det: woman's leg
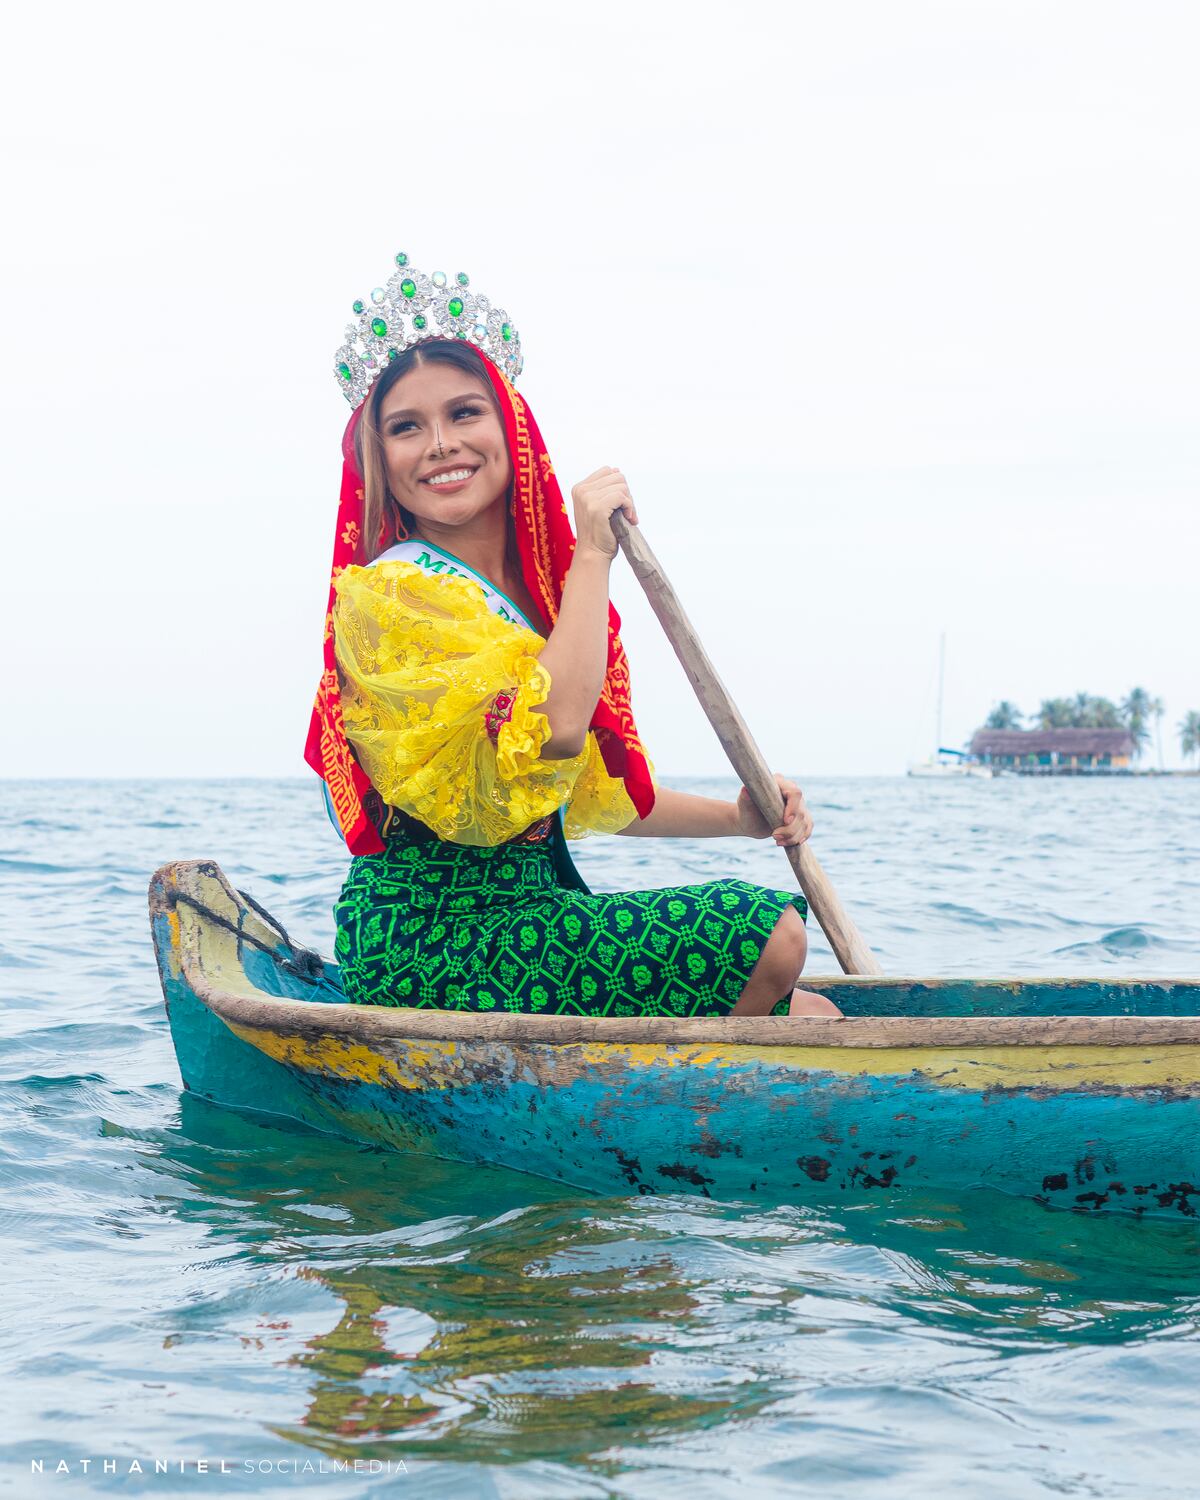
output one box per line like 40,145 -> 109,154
788,987 -> 843,1017
731,905 -> 804,1015
731,905 -> 842,1017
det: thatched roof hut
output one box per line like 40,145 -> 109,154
970,728 -> 1135,769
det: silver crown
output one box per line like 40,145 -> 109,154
333,252 -> 524,407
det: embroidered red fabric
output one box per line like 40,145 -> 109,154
484,690 -> 515,743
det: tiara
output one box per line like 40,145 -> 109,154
332,251 -> 524,407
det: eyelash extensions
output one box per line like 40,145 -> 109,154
387,404 -> 484,436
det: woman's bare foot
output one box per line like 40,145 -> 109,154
788,988 -> 843,1018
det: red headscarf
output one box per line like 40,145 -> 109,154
304,345 -> 656,855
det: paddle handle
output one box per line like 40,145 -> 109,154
610,513 -> 882,976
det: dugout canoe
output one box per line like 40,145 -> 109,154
148,859 -> 1200,1219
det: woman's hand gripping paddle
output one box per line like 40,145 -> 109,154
610,512 -> 882,976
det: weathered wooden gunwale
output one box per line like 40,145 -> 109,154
154,859 -> 1200,1048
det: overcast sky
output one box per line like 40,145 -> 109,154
3,0 -> 1197,779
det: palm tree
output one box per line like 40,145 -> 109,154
985,701 -> 1023,730
1151,695 -> 1166,769
1121,687 -> 1157,760
1180,710 -> 1200,769
1037,698 -> 1076,730
1088,696 -> 1123,730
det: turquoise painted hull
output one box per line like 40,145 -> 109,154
149,861 -> 1200,1218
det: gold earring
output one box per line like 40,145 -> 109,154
389,496 -> 409,541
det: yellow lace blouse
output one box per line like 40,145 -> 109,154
332,560 -> 646,846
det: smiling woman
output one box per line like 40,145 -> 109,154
354,341 -> 518,581
307,256 -> 837,1021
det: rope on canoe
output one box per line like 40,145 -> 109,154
170,889 -> 338,990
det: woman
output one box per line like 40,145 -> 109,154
306,255 -> 839,1019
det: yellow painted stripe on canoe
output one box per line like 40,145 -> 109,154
222,1022 -> 1200,1095
706,1044 -> 1200,1091
224,1022 -> 451,1090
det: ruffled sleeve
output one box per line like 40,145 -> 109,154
563,734 -> 648,840
332,561 -> 641,846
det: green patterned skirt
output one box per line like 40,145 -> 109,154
332,812 -> 807,1019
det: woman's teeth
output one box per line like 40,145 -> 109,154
423,468 -> 475,486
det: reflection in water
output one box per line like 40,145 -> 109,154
284,1271 -> 440,1444
125,1094 -> 1200,1478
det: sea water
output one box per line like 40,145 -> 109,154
2,775 -> 1198,1496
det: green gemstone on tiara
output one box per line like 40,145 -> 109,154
337,362 -> 352,382
413,314 -> 427,330
388,348 -> 399,361
399,278 -> 416,299
448,297 -> 464,318
352,299 -> 364,314
371,316 -> 388,337
395,251 -> 409,267
501,322 -> 513,342
456,272 -> 469,286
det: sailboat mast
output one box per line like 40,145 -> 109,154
935,631 -> 945,757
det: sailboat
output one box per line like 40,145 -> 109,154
906,633 -> 994,779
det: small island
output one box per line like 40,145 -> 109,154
968,691 -> 1199,775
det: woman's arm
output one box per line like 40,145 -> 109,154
616,785 -> 739,837
618,776 -> 814,847
535,548 -> 613,758
536,468 -> 637,759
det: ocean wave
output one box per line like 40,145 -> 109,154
929,901 -> 1029,930
1,1072 -> 106,1090
1051,925 -> 1177,958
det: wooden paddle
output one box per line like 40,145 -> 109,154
610,513 -> 882,976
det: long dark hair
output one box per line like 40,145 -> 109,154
354,339 -> 509,563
